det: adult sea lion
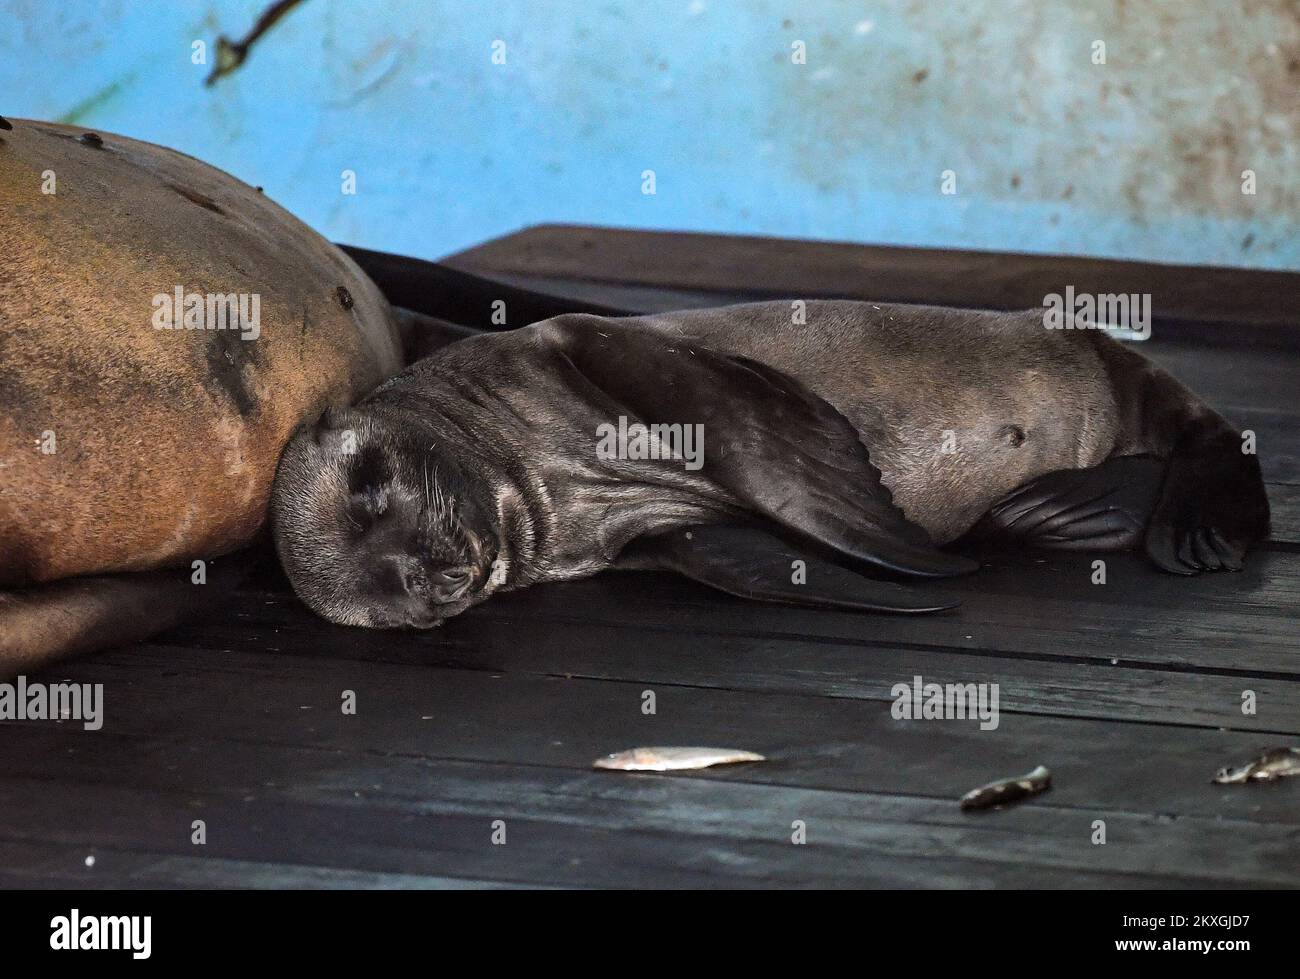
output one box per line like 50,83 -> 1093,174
271,302 -> 1269,628
0,118 -> 404,672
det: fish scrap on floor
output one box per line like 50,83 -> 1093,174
959,765 -> 1052,811
593,747 -> 766,772
1212,747 -> 1300,784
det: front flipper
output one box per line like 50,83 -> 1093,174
962,455 -> 1165,552
1144,430 -> 1270,575
538,316 -> 978,579
619,524 -> 960,613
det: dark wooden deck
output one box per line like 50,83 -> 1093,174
3,227 -> 1297,889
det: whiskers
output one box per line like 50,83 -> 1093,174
421,461 -> 462,541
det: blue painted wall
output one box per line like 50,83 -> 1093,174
2,0 -> 1295,268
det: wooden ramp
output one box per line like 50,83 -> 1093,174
2,227 -> 1297,889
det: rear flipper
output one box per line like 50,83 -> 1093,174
1082,334 -> 1270,575
0,547 -> 258,680
618,523 -> 961,614
1144,429 -> 1270,575
963,449 -> 1270,575
961,455 -> 1164,553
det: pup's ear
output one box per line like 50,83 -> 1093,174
309,408 -> 394,525
313,405 -> 363,457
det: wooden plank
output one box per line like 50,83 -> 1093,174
1141,346 -> 1300,416
0,841 -> 522,890
155,588 -> 1300,736
28,642 -> 1298,827
1269,484 -> 1300,542
0,732 -> 1290,888
192,548 -> 1300,676
0,779 -> 1218,891
445,224 -> 1300,334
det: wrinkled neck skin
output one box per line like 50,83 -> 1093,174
362,348 -> 739,596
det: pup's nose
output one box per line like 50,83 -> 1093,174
430,566 -> 473,603
404,610 -> 443,629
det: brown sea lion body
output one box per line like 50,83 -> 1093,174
0,119 -> 402,586
0,120 -> 402,673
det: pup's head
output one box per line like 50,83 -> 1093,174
271,407 -> 501,628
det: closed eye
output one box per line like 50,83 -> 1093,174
345,485 -> 389,531
360,486 -> 389,516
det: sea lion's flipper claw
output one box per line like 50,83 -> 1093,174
1145,522 -> 1199,575
1191,529 -> 1222,570
1142,432 -> 1268,575
541,317 -> 977,579
618,524 -> 960,614
1177,537 -> 1206,573
1207,528 -> 1244,572
966,455 -> 1165,552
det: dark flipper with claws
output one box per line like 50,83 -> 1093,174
619,524 -> 962,613
1144,429 -> 1269,574
962,455 -> 1165,552
965,434 -> 1267,573
1085,334 -> 1270,575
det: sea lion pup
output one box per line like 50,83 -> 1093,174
270,302 -> 1269,628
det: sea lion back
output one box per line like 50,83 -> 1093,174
0,120 -> 403,585
627,301 -> 1122,540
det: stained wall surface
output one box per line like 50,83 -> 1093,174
1,0 -> 1295,268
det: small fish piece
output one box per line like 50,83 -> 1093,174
960,764 -> 1052,811
593,746 -> 766,772
1212,747 -> 1300,785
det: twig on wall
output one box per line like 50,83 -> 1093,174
205,0 -> 308,87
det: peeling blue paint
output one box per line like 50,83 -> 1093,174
1,0 -> 1294,269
